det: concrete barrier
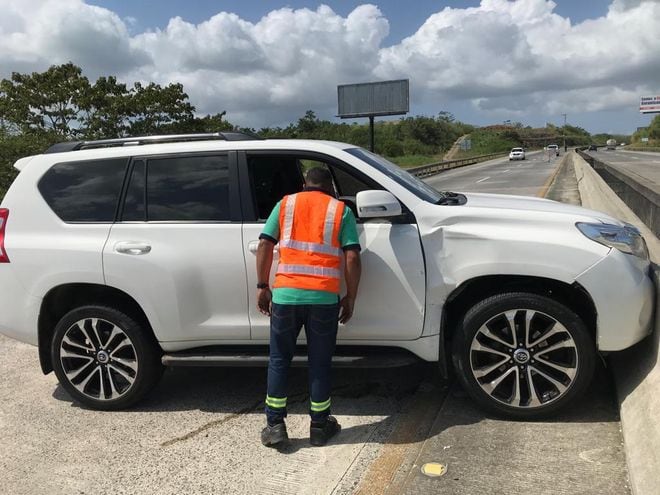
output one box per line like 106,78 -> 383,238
577,150 -> 660,238
573,151 -> 660,495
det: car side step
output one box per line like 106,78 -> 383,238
161,351 -> 420,368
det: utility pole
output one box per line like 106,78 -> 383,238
562,113 -> 567,152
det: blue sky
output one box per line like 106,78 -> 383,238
1,0 -> 657,134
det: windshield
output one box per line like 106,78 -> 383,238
511,148 -> 523,152
345,148 -> 443,203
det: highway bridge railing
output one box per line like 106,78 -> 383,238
577,149 -> 660,237
408,152 -> 508,178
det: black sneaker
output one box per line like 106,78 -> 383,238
261,422 -> 288,447
310,416 -> 341,446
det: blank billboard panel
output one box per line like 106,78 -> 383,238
338,79 -> 409,118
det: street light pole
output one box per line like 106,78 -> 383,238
562,113 -> 567,152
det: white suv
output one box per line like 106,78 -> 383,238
0,133 -> 654,418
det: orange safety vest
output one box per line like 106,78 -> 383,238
274,191 -> 345,294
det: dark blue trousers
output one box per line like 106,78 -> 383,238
265,302 -> 339,425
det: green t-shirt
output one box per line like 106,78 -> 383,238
260,196 -> 361,305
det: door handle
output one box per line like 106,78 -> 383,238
248,241 -> 278,254
115,242 -> 152,255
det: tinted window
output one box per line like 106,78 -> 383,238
331,166 -> 375,197
122,161 -> 145,221
248,156 -> 302,220
147,155 -> 230,221
38,158 -> 127,222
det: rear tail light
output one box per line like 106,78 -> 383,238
0,208 -> 9,263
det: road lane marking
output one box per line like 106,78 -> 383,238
502,169 -> 510,173
476,177 -> 490,183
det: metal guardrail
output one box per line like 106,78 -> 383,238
408,152 -> 508,178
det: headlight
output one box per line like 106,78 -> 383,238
576,222 -> 649,259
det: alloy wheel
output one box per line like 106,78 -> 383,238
469,309 -> 578,409
59,318 -> 139,401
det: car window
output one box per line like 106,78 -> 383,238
38,158 -> 128,222
246,153 -> 383,222
145,155 -> 230,221
345,148 -> 443,204
248,156 -> 303,220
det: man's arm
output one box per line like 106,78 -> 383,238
256,238 -> 275,316
339,249 -> 361,324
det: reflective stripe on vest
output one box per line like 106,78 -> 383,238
323,199 -> 339,245
281,193 -> 297,241
279,239 -> 341,256
277,264 -> 341,279
274,192 -> 344,293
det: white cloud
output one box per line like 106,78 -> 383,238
0,0 -> 658,128
377,0 -> 660,116
0,0 -> 149,76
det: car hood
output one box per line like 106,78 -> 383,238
460,192 -> 621,224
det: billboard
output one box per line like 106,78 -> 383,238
640,95 -> 660,114
338,79 -> 409,118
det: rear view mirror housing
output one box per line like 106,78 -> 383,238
355,190 -> 402,218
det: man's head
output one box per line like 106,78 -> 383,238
304,167 -> 334,195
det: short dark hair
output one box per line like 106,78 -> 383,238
305,167 -> 333,189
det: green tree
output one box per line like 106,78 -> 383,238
79,76 -> 132,139
0,63 -> 90,137
127,82 -> 196,135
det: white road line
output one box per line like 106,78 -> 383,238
502,169 -> 510,173
476,177 -> 490,183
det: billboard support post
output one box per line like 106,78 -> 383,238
337,79 -> 409,153
369,116 -> 375,152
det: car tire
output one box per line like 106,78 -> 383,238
452,292 -> 595,419
51,305 -> 163,410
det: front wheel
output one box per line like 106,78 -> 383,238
51,306 -> 163,410
452,292 -> 595,419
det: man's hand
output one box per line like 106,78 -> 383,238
339,295 -> 355,324
257,288 -> 272,316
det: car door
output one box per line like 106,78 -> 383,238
103,152 -> 250,343
240,151 -> 426,342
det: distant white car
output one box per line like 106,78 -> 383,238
509,148 -> 525,161
547,144 -> 560,156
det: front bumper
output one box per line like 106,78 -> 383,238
576,249 -> 654,351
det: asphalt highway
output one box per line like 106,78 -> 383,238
582,148 -> 660,190
425,150 -> 559,196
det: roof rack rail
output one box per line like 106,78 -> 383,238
44,131 -> 262,154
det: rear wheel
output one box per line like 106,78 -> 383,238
51,306 -> 163,410
452,292 -> 595,419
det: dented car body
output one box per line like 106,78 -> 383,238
0,137 -> 654,415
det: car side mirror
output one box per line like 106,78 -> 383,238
355,190 -> 402,218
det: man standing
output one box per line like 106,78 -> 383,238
256,167 -> 362,447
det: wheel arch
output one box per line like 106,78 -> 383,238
441,275 -> 597,361
38,283 -> 158,374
